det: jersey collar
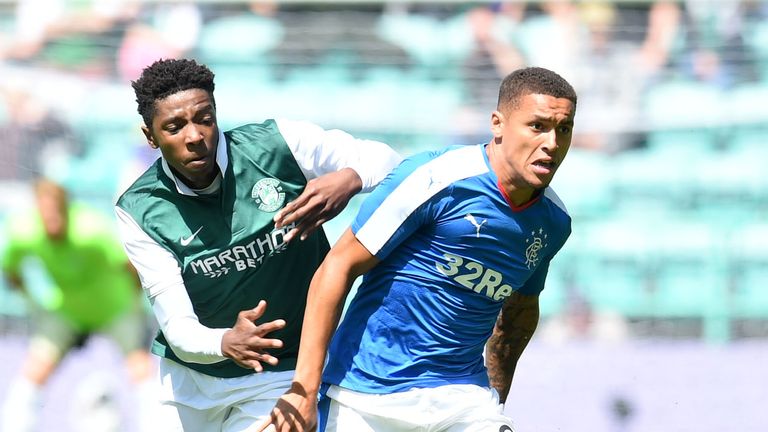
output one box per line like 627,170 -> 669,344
161,128 -> 229,196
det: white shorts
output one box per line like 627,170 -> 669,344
153,358 -> 294,432
319,384 -> 515,432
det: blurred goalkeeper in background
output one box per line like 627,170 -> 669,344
1,178 -> 154,432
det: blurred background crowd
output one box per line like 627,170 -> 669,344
0,1 -> 766,431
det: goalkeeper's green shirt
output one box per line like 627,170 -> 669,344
2,204 -> 137,331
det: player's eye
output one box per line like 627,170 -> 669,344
164,121 -> 184,134
558,125 -> 572,134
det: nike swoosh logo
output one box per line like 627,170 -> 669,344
180,226 -> 203,246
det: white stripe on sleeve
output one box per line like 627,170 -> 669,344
356,145 -> 488,255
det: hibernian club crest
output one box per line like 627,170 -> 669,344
251,178 -> 285,212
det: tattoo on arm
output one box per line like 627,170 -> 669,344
486,291 -> 540,403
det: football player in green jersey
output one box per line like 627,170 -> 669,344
115,58 -> 402,431
1,178 -> 154,432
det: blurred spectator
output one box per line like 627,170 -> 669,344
189,1 -> 282,78
0,87 -> 81,181
0,178 -> 154,432
116,1 -> 202,82
637,1 -> 682,76
513,0 -> 584,83
1,0 -> 139,77
569,1 -> 649,152
271,3 -> 412,80
460,3 -> 526,108
678,0 -> 753,86
447,3 -> 527,139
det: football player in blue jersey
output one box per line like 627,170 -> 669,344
262,66 -> 577,432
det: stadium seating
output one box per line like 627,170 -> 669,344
641,79 -> 723,151
744,18 -> 768,80
570,219 -> 656,317
196,13 -> 284,67
727,223 -> 768,319
549,148 -> 615,219
1,2 -> 768,341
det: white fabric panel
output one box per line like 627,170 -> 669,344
276,119 -> 402,192
356,145 -> 488,255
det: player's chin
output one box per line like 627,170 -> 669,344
528,175 -> 552,190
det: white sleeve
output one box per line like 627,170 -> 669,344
115,206 -> 228,364
275,119 -> 402,193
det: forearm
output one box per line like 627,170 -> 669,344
485,292 -> 540,403
150,284 -> 229,364
292,259 -> 356,394
293,229 -> 377,394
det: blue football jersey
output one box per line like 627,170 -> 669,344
322,144 -> 571,394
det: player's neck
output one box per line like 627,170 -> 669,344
486,143 -> 537,207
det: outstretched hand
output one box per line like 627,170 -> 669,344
257,382 -> 318,432
274,168 -> 362,242
221,300 -> 286,371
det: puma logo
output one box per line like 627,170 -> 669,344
464,213 -> 487,238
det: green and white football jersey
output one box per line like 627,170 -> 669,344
116,119 -> 401,378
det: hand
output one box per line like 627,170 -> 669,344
257,382 -> 318,432
274,168 -> 362,242
221,300 -> 286,371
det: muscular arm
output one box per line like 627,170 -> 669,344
260,228 -> 379,431
295,228 -> 379,390
485,291 -> 540,403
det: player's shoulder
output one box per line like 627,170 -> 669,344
3,208 -> 41,244
225,120 -> 281,145
360,144 -> 488,217
115,158 -> 166,210
392,144 -> 487,184
542,187 -> 569,217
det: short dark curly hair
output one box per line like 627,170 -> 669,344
497,67 -> 577,112
132,58 -> 216,127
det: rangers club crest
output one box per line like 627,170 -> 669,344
251,178 -> 285,212
524,227 -> 548,269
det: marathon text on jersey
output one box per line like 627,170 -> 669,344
188,222 -> 297,278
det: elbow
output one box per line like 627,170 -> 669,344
169,344 -> 211,364
161,318 -> 226,364
168,344 -> 197,363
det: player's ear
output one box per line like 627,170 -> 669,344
141,125 -> 158,149
490,110 -> 504,140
